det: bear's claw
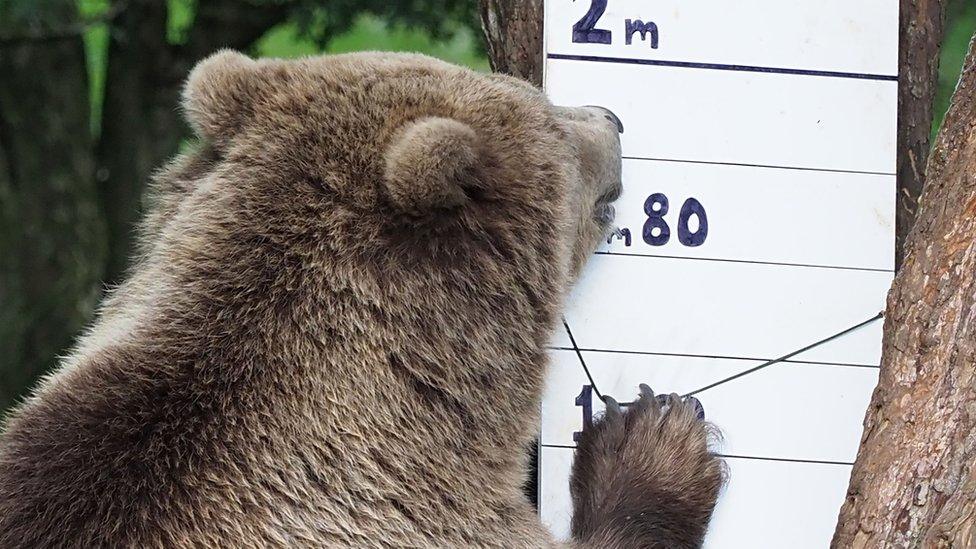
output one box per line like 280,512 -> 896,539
686,395 -> 705,421
570,385 -> 724,548
609,385 -> 705,423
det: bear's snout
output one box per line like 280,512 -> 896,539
583,105 -> 624,133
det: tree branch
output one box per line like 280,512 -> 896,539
833,32 -> 976,546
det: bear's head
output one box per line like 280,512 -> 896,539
0,55 -> 626,537
133,51 -> 623,393
173,51 -> 621,291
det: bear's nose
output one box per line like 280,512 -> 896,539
584,105 -> 624,133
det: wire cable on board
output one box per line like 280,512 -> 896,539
562,318 -> 607,402
565,311 -> 885,405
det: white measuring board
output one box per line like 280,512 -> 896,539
539,1 -> 897,547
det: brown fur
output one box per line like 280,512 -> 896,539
0,51 -> 720,547
571,389 -> 724,548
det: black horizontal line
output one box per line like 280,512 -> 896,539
717,453 -> 854,467
540,445 -> 854,466
548,346 -> 880,369
622,155 -> 897,177
594,251 -> 895,273
547,53 -> 899,82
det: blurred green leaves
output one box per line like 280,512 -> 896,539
934,0 -> 976,137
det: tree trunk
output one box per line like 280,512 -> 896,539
478,0 -> 543,86
95,0 -> 181,284
833,34 -> 976,547
0,2 -> 105,410
896,0 -> 947,270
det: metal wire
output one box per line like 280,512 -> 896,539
564,311 -> 885,404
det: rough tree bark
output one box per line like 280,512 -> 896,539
479,0 -> 543,86
832,34 -> 976,547
896,0 -> 947,269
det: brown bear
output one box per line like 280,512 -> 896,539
0,51 -> 722,548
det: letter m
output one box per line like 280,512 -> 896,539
625,19 -> 659,48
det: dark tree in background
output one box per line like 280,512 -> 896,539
0,0 -> 478,410
0,1 -> 104,408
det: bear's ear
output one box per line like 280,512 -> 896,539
383,117 -> 479,213
182,50 -> 260,144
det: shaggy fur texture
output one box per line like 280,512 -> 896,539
0,51 -> 721,548
571,388 -> 723,548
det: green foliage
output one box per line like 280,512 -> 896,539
78,0 -> 108,135
167,0 -> 195,44
934,1 -> 976,137
285,0 -> 480,46
257,14 -> 489,71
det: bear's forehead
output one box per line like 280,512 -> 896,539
258,53 -> 545,116
247,56 -> 551,153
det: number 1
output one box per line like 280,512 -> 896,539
573,385 -> 595,442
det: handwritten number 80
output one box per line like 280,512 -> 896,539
643,194 -> 708,247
